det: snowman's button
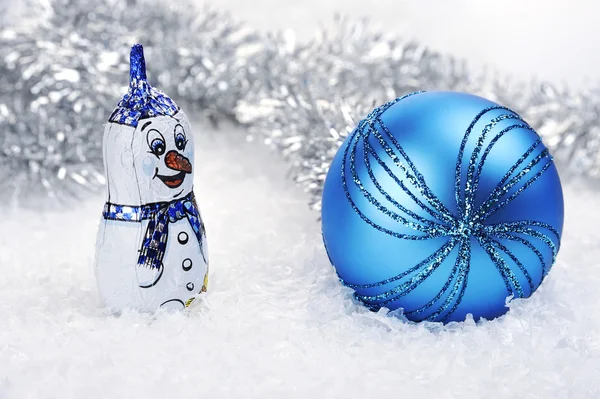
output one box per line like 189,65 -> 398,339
186,282 -> 194,291
182,258 -> 192,271
178,232 -> 189,245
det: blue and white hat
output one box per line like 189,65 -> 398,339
108,44 -> 180,127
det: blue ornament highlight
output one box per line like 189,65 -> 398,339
321,91 -> 564,323
108,44 -> 180,127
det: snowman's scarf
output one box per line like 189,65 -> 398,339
102,192 -> 206,270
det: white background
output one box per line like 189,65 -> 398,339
214,0 -> 600,89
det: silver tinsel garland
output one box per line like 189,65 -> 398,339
236,17 -> 600,210
0,0 -> 256,205
1,3 -> 598,207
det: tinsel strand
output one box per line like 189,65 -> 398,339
0,0 -> 257,206
1,4 -> 598,208
237,17 -> 600,210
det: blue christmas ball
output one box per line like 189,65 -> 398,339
321,91 -> 564,323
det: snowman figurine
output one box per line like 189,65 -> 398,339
95,44 -> 208,312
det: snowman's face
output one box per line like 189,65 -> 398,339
132,112 -> 195,204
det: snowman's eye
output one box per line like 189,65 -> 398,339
150,139 -> 165,156
174,124 -> 187,151
146,129 -> 166,158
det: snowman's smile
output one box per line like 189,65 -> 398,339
155,170 -> 187,188
153,150 -> 192,189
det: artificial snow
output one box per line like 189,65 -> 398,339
0,123 -> 598,398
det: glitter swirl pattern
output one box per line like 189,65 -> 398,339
333,92 -> 561,323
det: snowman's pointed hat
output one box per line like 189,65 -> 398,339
108,44 -> 180,127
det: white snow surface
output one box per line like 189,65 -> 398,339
0,123 -> 599,398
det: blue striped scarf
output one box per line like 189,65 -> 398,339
103,192 -> 206,270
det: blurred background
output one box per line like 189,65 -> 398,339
217,0 -> 600,89
6,0 -> 598,87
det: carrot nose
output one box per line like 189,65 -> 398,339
165,150 -> 192,173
